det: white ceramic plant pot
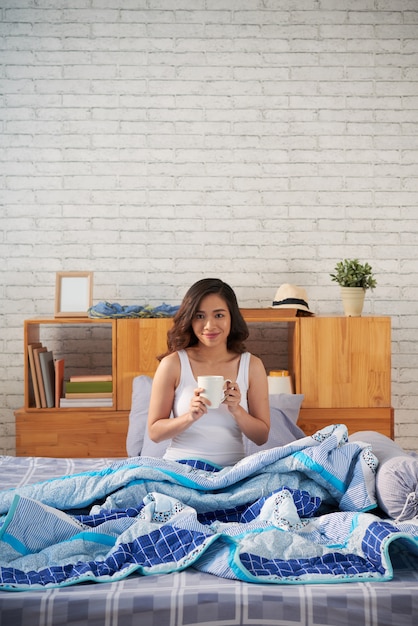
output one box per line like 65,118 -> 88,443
340,287 -> 366,317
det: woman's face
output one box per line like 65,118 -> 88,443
191,293 -> 231,348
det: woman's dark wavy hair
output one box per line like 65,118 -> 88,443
160,278 -> 249,359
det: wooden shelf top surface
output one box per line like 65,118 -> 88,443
24,313 -> 390,325
25,317 -> 115,325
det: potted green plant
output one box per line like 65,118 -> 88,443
330,259 -> 376,316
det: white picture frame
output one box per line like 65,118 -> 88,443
54,272 -> 93,318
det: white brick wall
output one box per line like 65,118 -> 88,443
1,1 -> 418,454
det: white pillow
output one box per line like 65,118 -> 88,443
141,423 -> 171,458
126,375 -> 153,457
243,393 -> 305,455
126,377 -> 305,459
126,375 -> 172,458
349,430 -> 418,520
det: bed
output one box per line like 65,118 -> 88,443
1,386 -> 417,626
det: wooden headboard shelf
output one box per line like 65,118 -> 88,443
15,314 -> 393,457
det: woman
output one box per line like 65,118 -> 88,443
147,278 -> 270,466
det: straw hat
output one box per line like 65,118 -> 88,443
272,284 -> 311,313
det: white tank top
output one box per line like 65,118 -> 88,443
163,349 -> 250,466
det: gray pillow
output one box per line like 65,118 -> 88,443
126,375 -> 172,458
127,375 -> 305,459
243,393 -> 305,455
126,375 -> 153,457
349,430 -> 418,520
141,421 -> 172,458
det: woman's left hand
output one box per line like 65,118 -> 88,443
223,380 -> 241,412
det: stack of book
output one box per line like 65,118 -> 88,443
27,343 -> 113,409
60,375 -> 113,408
27,343 -> 63,409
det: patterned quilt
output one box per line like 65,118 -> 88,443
0,424 -> 417,591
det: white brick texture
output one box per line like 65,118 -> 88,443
1,1 -> 418,453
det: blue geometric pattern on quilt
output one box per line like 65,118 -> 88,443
239,550 -> 379,579
197,487 -> 321,525
177,459 -> 222,472
0,424 -> 417,590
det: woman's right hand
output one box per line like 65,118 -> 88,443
190,387 -> 208,420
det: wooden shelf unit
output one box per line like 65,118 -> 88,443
22,317 -> 117,410
15,313 -> 393,457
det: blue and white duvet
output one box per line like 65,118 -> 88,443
0,424 -> 417,591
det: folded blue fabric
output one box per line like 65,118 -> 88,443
88,302 -> 180,318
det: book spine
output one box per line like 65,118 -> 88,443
64,392 -> 113,399
69,374 -> 113,382
39,351 -> 55,408
28,343 -> 43,408
59,398 -> 113,407
33,347 -> 48,408
64,381 -> 113,393
54,359 -> 65,407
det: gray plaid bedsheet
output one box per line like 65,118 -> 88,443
0,456 -> 417,626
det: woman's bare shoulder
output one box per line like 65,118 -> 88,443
248,353 -> 268,377
161,351 -> 180,363
157,351 -> 181,376
248,352 -> 264,367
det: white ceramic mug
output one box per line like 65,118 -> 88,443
197,376 -> 232,409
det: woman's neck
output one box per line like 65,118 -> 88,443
188,343 -> 234,364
